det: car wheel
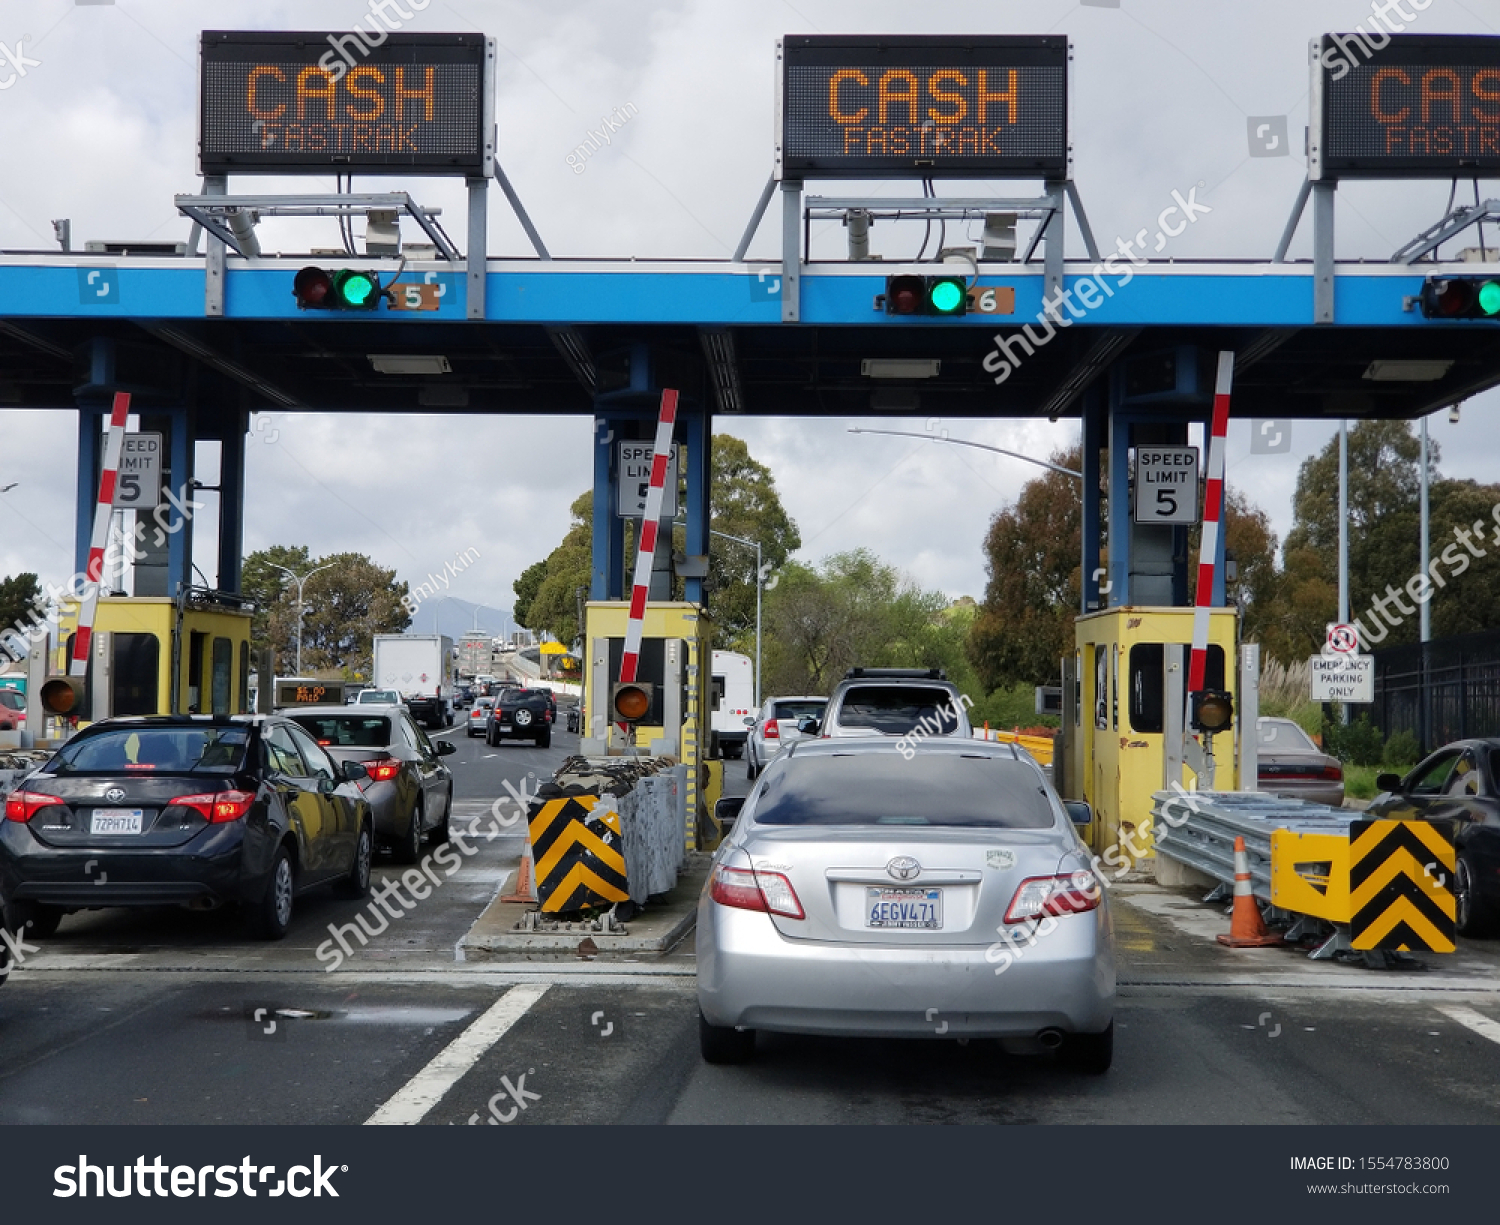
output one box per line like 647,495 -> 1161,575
337,823 -> 374,897
537,728 -> 551,749
486,727 -> 497,747
699,1011 -> 756,1064
746,758 -> 758,780
1061,1022 -> 1114,1074
252,847 -> 296,940
1456,851 -> 1497,938
395,800 -> 424,865
724,743 -> 742,760
4,900 -> 63,940
431,788 -> 452,845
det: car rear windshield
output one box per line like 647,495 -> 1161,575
835,686 -> 963,735
754,753 -> 1054,827
358,691 -> 400,703
290,715 -> 393,748
773,699 -> 826,721
0,691 -> 24,711
48,726 -> 250,775
1258,720 -> 1317,751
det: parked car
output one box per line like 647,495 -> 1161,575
467,696 -> 496,738
698,738 -> 1114,1069
0,715 -> 372,941
746,695 -> 828,780
289,706 -> 455,863
1367,739 -> 1500,937
1255,717 -> 1345,807
356,689 -> 404,707
488,688 -> 552,748
812,668 -> 973,740
0,689 -> 22,732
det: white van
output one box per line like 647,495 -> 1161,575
710,650 -> 756,759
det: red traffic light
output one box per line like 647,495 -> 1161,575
884,275 -> 924,315
1419,276 -> 1500,320
293,267 -> 335,309
293,266 -> 384,311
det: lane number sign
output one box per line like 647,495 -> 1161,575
1133,446 -> 1200,526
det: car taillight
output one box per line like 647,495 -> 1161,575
1323,764 -> 1343,781
4,790 -> 64,822
362,758 -> 401,782
709,864 -> 804,919
1003,872 -> 1101,924
764,723 -> 779,739
170,791 -> 255,823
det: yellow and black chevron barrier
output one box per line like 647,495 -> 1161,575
528,795 -> 629,914
1348,819 -> 1456,953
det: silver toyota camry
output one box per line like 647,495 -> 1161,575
697,738 -> 1115,1071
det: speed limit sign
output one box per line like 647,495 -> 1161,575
1133,446 -> 1201,526
114,432 -> 162,510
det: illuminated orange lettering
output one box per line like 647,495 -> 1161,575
890,126 -> 910,155
1481,127 -> 1500,155
296,68 -> 338,121
1420,69 -> 1462,123
395,66 -> 435,122
1385,127 -> 1406,153
977,69 -> 1018,124
927,69 -> 967,124
399,125 -> 418,152
345,66 -> 386,120
877,70 -> 919,123
1371,67 -> 1410,123
283,123 -> 304,151
828,69 -> 868,123
306,125 -> 327,152
247,66 -> 287,121
1433,127 -> 1454,154
955,125 -> 980,156
354,124 -> 372,151
865,127 -> 888,154
1409,126 -> 1431,154
843,127 -> 864,154
1473,69 -> 1500,120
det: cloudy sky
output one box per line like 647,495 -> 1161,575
1,0 -> 1497,632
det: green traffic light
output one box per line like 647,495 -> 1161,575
1479,280 -> 1500,317
928,280 -> 964,314
335,271 -> 380,309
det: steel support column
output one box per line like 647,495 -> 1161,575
1081,385 -> 1104,612
682,407 -> 710,606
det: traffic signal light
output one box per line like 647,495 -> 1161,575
1418,276 -> 1500,320
293,266 -> 384,311
1189,689 -> 1234,734
883,275 -> 969,316
39,676 -> 85,717
611,681 -> 654,724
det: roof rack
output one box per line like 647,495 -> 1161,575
843,667 -> 947,681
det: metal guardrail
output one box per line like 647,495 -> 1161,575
1151,790 -> 1354,900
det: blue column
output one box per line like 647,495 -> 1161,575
1106,369 -> 1132,606
591,414 -> 617,601
1080,386 -> 1103,613
74,403 -> 105,581
218,411 -> 246,594
682,407 -> 710,605
166,407 -> 191,596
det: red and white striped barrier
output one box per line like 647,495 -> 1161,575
617,388 -> 678,731
1187,352 -> 1234,695
70,392 -> 132,677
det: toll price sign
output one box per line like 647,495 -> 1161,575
1133,446 -> 1200,526
114,433 -> 162,511
275,681 -> 345,707
780,35 -> 1068,179
1314,34 -> 1500,179
200,31 -> 492,176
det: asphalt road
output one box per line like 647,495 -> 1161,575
5,721 -> 1500,1125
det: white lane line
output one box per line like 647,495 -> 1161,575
364,983 -> 548,1125
1436,1004 -> 1500,1047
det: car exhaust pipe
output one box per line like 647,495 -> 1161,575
1036,1028 -> 1064,1049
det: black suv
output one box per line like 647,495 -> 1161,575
487,688 -> 553,748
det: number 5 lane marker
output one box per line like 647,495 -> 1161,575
365,984 -> 548,1125
1436,1004 -> 1500,1049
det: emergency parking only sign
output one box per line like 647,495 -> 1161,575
1133,446 -> 1199,526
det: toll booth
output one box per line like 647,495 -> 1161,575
51,594 -> 254,725
581,601 -> 712,851
1070,606 -> 1240,866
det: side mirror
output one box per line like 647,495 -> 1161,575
342,760 -> 370,782
1063,800 -> 1093,827
434,741 -> 457,757
1375,773 -> 1403,793
743,716 -> 756,727
797,716 -> 820,735
715,797 -> 746,829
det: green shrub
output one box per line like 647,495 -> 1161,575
1323,713 -> 1384,767
1382,729 -> 1421,769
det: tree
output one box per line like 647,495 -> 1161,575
966,449 -> 1084,690
511,559 -> 549,631
0,572 -> 42,636
241,546 -> 409,676
706,435 -> 801,650
518,491 -> 593,646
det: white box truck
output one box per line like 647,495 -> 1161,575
710,650 -> 756,759
373,634 -> 455,730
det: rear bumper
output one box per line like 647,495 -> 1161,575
1259,779 -> 1345,807
697,898 -> 1115,1038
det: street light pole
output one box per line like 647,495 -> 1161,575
711,529 -> 763,708
266,562 -> 335,676
846,427 -> 1084,479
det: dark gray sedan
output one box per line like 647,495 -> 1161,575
290,706 -> 454,864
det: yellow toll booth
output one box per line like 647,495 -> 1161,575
55,595 -> 254,722
582,600 -> 712,851
1070,606 -> 1239,866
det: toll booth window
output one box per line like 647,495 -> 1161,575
111,633 -> 160,717
212,638 -> 232,716
1094,646 -> 1108,731
1111,645 -> 1119,731
239,642 -> 250,713
1128,644 -> 1226,734
1073,651 -> 1082,727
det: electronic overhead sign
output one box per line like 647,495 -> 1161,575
200,31 -> 493,176
778,35 -> 1069,179
1314,34 -> 1500,179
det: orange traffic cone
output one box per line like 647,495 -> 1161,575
1217,836 -> 1285,948
502,840 -> 538,904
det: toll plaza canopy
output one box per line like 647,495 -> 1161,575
2,255 -> 1500,422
